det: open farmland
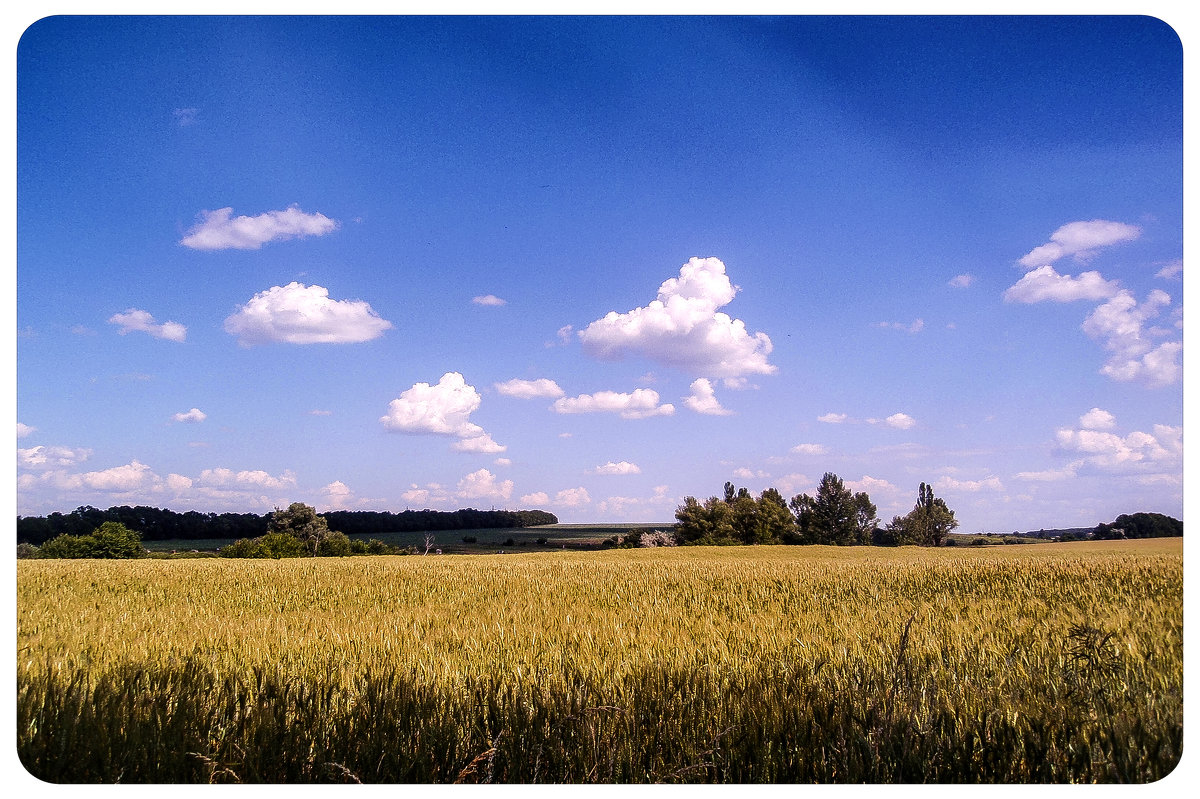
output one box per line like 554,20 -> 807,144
16,539 -> 1182,783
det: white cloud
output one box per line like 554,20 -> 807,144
17,423 -> 36,438
732,467 -> 770,480
591,461 -> 642,475
18,445 -> 93,469
867,413 -> 916,430
520,491 -> 550,505
948,274 -> 975,288
180,205 -> 338,250
198,467 -> 297,491
596,485 -> 673,517
552,388 -> 674,420
494,458 -> 512,466
173,107 -> 198,126
1081,289 -> 1181,387
165,473 -> 193,493
791,443 -> 829,456
817,412 -> 847,424
471,294 -> 507,306
845,475 -> 897,494
451,434 -> 507,454
1013,465 -> 1078,482
682,378 -> 733,416
457,468 -> 514,502
934,475 -> 1004,492
402,483 -> 452,507
1079,408 -> 1116,430
1155,260 -> 1183,280
309,409 -> 333,416
774,473 -> 810,494
224,282 -> 392,346
1054,417 -> 1181,472
578,257 -> 776,378
21,460 -> 163,494
381,372 -> 506,452
494,378 -> 565,399
108,309 -> 187,342
553,487 -> 591,507
319,480 -> 354,510
172,408 -> 207,424
875,319 -> 925,334
1017,220 -> 1142,268
1003,266 -> 1122,304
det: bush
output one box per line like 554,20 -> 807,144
17,542 -> 40,559
36,522 -> 145,559
219,538 -> 267,558
462,536 -> 478,544
536,537 -> 548,546
317,532 -> 353,557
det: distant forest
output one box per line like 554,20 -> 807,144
15,505 -> 559,546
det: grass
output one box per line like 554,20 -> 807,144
16,539 -> 1182,783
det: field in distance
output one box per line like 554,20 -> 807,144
17,538 -> 1182,783
141,522 -> 673,555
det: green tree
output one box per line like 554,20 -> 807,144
35,522 -> 145,559
892,482 -> 958,546
674,496 -> 737,544
790,473 -> 877,546
268,502 -> 333,556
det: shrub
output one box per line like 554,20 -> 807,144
219,538 -> 267,558
462,536 -> 478,544
16,542 -> 40,559
317,532 -> 353,557
36,522 -> 145,559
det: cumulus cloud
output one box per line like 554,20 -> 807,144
1155,260 -> 1183,280
1013,466 -> 1078,482
791,443 -> 829,456
451,434 -> 507,454
381,372 -> 506,452
402,483 -> 452,507
817,412 -> 848,424
108,309 -> 187,342
472,294 -> 507,306
552,388 -> 674,420
17,423 -> 36,438
845,475 -> 897,494
1081,290 -> 1181,387
596,485 -> 673,517
1003,266 -> 1122,304
224,282 -> 392,346
520,491 -> 551,505
198,467 -> 297,490
1079,408 -> 1117,430
948,274 -> 975,288
18,445 -> 93,469
320,480 -> 355,510
494,378 -> 565,399
733,467 -> 770,480
591,461 -> 642,475
682,378 -> 733,416
19,460 -> 163,494
180,205 -> 338,250
1055,424 -> 1182,471
934,475 -> 1004,492
867,413 -> 916,430
456,469 -> 514,502
577,257 -> 776,378
1018,220 -> 1141,268
553,487 -> 591,507
172,408 -> 207,423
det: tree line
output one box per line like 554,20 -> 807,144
674,473 -> 958,547
15,504 -> 558,546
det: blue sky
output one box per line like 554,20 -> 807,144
14,15 -> 1185,530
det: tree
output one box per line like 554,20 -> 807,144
674,496 -> 736,544
891,482 -> 958,546
790,473 -> 877,546
36,521 -> 145,559
268,502 -> 333,556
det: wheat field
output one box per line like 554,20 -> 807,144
17,539 -> 1182,783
